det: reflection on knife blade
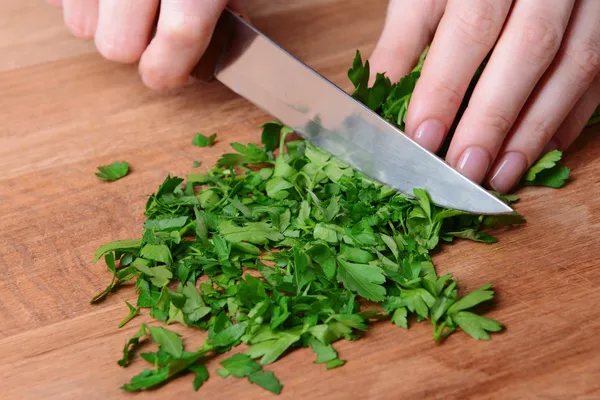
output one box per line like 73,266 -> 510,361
211,9 -> 512,215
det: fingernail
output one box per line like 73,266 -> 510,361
456,146 -> 491,183
489,152 -> 528,193
542,138 -> 560,154
414,119 -> 445,152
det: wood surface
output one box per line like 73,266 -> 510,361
1,1 -> 600,399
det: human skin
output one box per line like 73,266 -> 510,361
47,0 -> 600,192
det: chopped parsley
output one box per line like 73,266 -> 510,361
91,48 -> 582,395
192,133 -> 217,147
95,161 -> 129,181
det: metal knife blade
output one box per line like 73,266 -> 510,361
210,10 -> 512,215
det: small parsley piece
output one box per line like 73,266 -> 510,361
91,253 -> 136,303
192,160 -> 202,168
219,353 -> 260,378
190,364 -> 209,391
326,359 -> 346,369
308,337 -> 338,364
147,325 -> 184,357
95,161 -> 129,181
523,150 -> 570,188
192,133 -> 217,147
261,121 -> 284,152
211,324 -> 246,348
452,311 -> 504,341
118,301 -> 141,328
93,239 -> 142,263
248,370 -> 283,394
217,354 -> 283,394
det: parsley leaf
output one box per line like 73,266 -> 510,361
190,364 -> 209,391
452,311 -> 503,340
247,330 -> 302,365
219,353 -> 261,377
219,220 -> 284,245
211,324 -> 246,348
93,239 -> 141,262
261,121 -> 283,151
337,259 -> 386,302
147,325 -> 184,357
95,161 -> 129,181
192,133 -> 217,147
248,370 -> 283,394
447,283 -> 495,315
523,150 -> 570,188
308,337 -> 338,364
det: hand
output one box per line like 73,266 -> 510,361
370,0 -> 600,192
46,0 -> 243,90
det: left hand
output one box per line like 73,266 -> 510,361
369,0 -> 600,192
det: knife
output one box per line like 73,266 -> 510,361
173,8 -> 512,215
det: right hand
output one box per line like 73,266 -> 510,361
46,0 -> 242,90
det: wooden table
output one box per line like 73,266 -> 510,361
1,1 -> 600,399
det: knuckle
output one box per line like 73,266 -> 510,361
520,16 -> 562,66
527,118 -> 556,154
159,17 -> 210,49
454,0 -> 499,47
567,31 -> 600,86
431,80 -> 466,111
478,105 -> 514,137
140,62 -> 186,91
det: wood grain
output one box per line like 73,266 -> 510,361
1,1 -> 600,399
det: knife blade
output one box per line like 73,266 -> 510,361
189,9 -> 512,215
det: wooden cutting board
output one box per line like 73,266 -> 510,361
1,1 -> 599,399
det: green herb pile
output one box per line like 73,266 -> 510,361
92,49 -> 583,394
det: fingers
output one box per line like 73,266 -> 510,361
369,0 -> 447,84
62,0 -> 99,40
444,0 -> 575,180
94,0 -> 159,64
551,77 -> 600,150
138,0 -> 228,90
488,0 -> 600,192
404,0 -> 513,160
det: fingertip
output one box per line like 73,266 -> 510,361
412,119 -> 447,152
488,151 -> 528,193
94,35 -> 144,64
138,47 -> 188,90
139,0 -> 228,92
66,23 -> 95,40
94,0 -> 157,64
455,145 -> 492,184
